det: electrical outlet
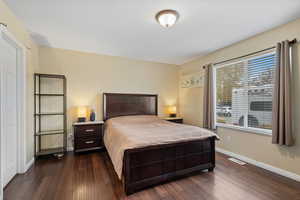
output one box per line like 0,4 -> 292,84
67,133 -> 73,140
67,133 -> 74,151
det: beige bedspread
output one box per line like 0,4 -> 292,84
103,115 -> 219,179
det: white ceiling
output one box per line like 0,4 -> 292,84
4,0 -> 300,65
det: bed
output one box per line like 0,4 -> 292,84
103,93 -> 218,195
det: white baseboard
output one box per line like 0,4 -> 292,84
25,158 -> 35,172
216,147 -> 300,182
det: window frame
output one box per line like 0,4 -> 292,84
213,51 -> 275,136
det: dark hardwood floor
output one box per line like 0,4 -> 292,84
4,151 -> 300,200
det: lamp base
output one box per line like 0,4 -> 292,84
169,114 -> 177,118
78,117 -> 86,122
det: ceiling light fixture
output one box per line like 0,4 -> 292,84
155,10 -> 179,28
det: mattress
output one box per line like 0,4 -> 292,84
103,115 -> 218,179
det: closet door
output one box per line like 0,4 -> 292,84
0,36 -> 18,187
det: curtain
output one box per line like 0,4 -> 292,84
272,41 -> 294,146
203,64 -> 215,130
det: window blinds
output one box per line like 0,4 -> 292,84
215,52 -> 275,131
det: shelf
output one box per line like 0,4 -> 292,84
36,147 -> 65,156
35,73 -> 66,79
35,112 -> 65,116
35,93 -> 64,96
34,73 -> 67,158
35,130 -> 65,136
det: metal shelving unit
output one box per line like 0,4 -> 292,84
34,73 -> 67,158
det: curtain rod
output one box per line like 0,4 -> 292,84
209,38 -> 297,67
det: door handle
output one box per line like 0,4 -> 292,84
85,129 -> 94,132
85,141 -> 95,144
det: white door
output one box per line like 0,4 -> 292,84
0,36 -> 18,187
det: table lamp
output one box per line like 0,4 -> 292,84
77,106 -> 87,122
168,106 -> 177,118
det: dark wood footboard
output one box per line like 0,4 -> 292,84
123,136 -> 216,195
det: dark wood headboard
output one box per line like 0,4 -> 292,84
103,93 -> 158,120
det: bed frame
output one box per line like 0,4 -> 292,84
103,93 -> 216,195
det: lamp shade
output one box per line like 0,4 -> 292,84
77,106 -> 87,118
168,106 -> 177,114
155,10 -> 179,28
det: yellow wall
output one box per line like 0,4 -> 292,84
3,0 -> 299,176
37,46 -> 179,149
179,18 -> 300,175
0,0 -> 39,163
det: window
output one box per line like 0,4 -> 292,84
250,101 -> 272,112
214,52 -> 275,134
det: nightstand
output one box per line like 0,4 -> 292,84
163,117 -> 183,124
73,121 -> 104,153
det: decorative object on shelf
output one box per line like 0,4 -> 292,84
73,121 -> 104,153
34,73 -> 67,158
0,22 -> 8,27
180,71 -> 204,88
155,9 -> 179,28
90,109 -> 96,121
167,105 -> 177,117
77,106 -> 87,122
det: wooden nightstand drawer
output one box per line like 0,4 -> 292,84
74,124 -> 101,138
73,121 -> 104,153
75,136 -> 102,150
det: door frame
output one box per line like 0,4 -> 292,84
0,24 -> 27,196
